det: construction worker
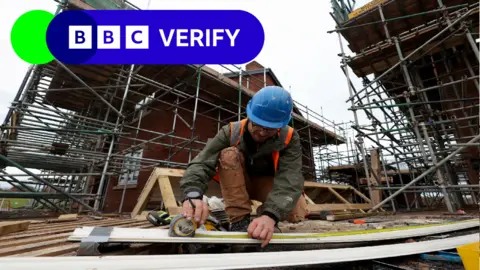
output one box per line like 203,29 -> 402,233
180,86 -> 308,247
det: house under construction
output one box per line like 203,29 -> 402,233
0,0 -> 477,216
0,0 -> 347,214
324,0 -> 479,212
0,0 -> 479,267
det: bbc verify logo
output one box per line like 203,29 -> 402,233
45,10 -> 264,65
69,26 -> 240,50
69,26 -> 149,49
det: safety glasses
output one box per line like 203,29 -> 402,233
250,121 -> 278,133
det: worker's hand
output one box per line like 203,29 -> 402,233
182,199 -> 209,225
247,215 -> 275,248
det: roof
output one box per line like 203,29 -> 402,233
222,67 -> 304,116
223,67 -> 284,88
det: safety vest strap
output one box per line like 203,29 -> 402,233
272,125 -> 294,172
229,119 -> 248,146
213,119 -> 294,182
279,126 -> 294,147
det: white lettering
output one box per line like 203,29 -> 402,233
68,26 -> 92,49
176,29 -> 189,47
66,26 -> 242,49
212,29 -> 224,47
159,29 -> 175,47
190,29 -> 204,47
225,29 -> 240,47
205,28 -> 210,47
158,29 -> 241,47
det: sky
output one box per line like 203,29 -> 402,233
0,0 -> 374,188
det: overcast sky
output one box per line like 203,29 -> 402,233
1,0 -> 372,128
0,0 -> 373,188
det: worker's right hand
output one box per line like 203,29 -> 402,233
182,199 -> 209,225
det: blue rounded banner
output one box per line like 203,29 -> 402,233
46,10 -> 265,65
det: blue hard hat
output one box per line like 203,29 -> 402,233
246,86 -> 293,129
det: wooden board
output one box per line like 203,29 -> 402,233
130,169 -> 162,218
307,203 -> 372,212
134,168 -> 379,218
4,234 -> 478,269
326,211 -> 392,221
57,214 -> 78,220
157,175 -> 179,214
0,221 -> 30,236
348,0 -> 387,19
304,181 -> 352,190
303,181 -> 378,212
0,218 -> 154,257
67,219 -> 479,245
130,168 -> 183,218
130,167 -> 237,219
4,232 -> 478,268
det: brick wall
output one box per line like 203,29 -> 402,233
102,94 -> 228,212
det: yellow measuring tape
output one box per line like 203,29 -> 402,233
196,219 -> 478,239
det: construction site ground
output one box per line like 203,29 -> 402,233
280,210 -> 479,233
0,209 -> 477,269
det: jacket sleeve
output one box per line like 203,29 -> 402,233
261,130 -> 305,221
179,124 -> 230,196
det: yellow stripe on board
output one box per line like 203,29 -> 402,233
195,219 -> 478,239
348,0 -> 387,20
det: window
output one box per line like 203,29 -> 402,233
119,149 -> 143,185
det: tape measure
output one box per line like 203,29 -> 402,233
168,215 -> 199,237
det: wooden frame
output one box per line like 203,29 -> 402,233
130,168 -> 263,219
303,181 -> 380,213
130,168 -> 185,218
130,167 -> 381,219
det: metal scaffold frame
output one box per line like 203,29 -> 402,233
0,0 -> 345,214
325,0 -> 480,212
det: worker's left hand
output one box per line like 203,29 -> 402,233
247,215 -> 275,248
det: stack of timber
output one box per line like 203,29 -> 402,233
1,218 -> 476,268
0,211 -> 478,269
0,217 -> 155,257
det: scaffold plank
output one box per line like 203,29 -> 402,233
348,0 -> 387,19
67,219 -> 479,244
1,234 -> 477,270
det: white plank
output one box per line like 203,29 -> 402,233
0,234 -> 477,270
67,219 -> 479,244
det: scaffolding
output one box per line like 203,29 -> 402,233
327,0 -> 480,212
0,0 -> 346,214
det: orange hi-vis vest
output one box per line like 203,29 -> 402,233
213,119 -> 294,183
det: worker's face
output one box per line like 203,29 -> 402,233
247,121 -> 278,143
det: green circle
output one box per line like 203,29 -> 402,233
11,10 -> 55,64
